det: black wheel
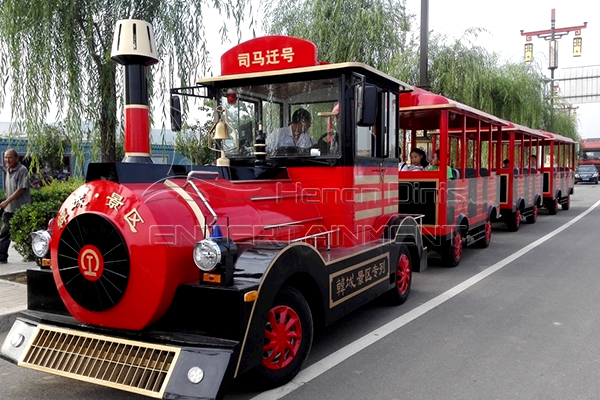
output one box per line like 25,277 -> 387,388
546,198 -> 559,215
441,230 -> 462,268
596,178 -> 598,185
251,287 -> 313,389
505,209 -> 521,232
561,195 -> 570,210
526,205 -> 538,224
387,245 -> 412,305
474,220 -> 492,248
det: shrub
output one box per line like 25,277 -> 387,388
11,178 -> 84,261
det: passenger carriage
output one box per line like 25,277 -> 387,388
398,87 -> 503,267
495,122 -> 545,231
540,131 -> 575,214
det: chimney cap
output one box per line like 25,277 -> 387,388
111,19 -> 159,66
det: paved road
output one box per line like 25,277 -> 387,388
1,184 -> 599,400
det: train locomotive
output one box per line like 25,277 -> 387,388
0,20 -> 426,399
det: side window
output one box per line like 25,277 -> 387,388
387,93 -> 398,159
356,126 -> 374,157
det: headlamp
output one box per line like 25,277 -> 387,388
31,230 -> 51,258
193,240 -> 222,272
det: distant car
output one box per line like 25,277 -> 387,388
575,165 -> 599,184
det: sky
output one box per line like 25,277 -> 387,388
1,0 -> 599,138
402,0 -> 600,138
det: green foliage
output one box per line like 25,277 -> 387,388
174,121 -> 214,166
25,123 -> 71,179
0,0 -> 250,168
265,0 -> 415,71
11,178 -> 84,261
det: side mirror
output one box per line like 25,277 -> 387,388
356,84 -> 378,127
170,96 -> 182,132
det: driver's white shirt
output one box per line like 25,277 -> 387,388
266,125 -> 315,152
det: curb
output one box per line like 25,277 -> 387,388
0,278 -> 27,333
0,307 -> 23,333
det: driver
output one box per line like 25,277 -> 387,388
266,108 -> 314,153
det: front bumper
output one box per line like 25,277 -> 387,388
1,312 -> 238,400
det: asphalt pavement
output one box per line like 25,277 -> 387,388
0,244 -> 35,332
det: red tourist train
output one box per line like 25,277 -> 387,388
0,21 -> 576,400
398,87 -> 504,267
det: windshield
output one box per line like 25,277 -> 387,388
577,165 -> 597,172
581,150 -> 600,160
217,77 -> 341,158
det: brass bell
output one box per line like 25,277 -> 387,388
213,120 -> 231,140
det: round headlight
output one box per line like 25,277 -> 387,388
193,240 -> 221,272
31,230 -> 51,258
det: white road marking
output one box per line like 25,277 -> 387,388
250,199 -> 600,400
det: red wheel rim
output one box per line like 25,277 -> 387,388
484,220 -> 492,243
567,197 -> 570,207
397,253 -> 411,294
532,205 -> 538,220
453,232 -> 462,260
262,305 -> 302,370
515,210 -> 521,228
554,199 -> 559,210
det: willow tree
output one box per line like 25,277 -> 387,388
264,0 -> 415,71
0,0 -> 248,170
420,31 -> 578,139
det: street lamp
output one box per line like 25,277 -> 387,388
520,9 -> 587,131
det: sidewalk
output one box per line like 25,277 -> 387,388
0,243 -> 35,332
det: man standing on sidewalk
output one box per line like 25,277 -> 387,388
0,149 -> 31,263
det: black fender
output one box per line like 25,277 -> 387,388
454,213 -> 469,238
387,215 -> 426,272
487,205 -> 497,222
233,243 -> 326,378
516,197 -> 525,212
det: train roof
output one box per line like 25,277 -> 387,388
399,87 -> 508,129
539,130 -> 577,144
195,36 -> 412,93
501,121 -> 547,138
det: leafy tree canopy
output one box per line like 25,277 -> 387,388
0,0 -> 249,172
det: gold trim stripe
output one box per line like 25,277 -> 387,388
164,180 -> 206,234
355,208 -> 382,221
354,175 -> 380,185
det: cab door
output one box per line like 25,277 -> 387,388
353,87 -> 399,236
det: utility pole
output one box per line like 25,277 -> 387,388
418,0 -> 430,90
520,9 -> 587,132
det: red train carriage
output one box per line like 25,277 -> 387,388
1,22 -> 426,400
495,122 -> 545,231
398,87 -> 504,267
540,131 -> 575,214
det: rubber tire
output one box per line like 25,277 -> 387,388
547,198 -> 559,215
505,209 -> 521,232
526,205 -> 538,224
251,287 -> 313,389
387,245 -> 412,305
441,230 -> 462,268
474,220 -> 492,248
561,195 -> 570,210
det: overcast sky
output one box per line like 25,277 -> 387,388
403,0 -> 600,138
1,1 -> 598,138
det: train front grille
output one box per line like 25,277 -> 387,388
20,325 -> 179,398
